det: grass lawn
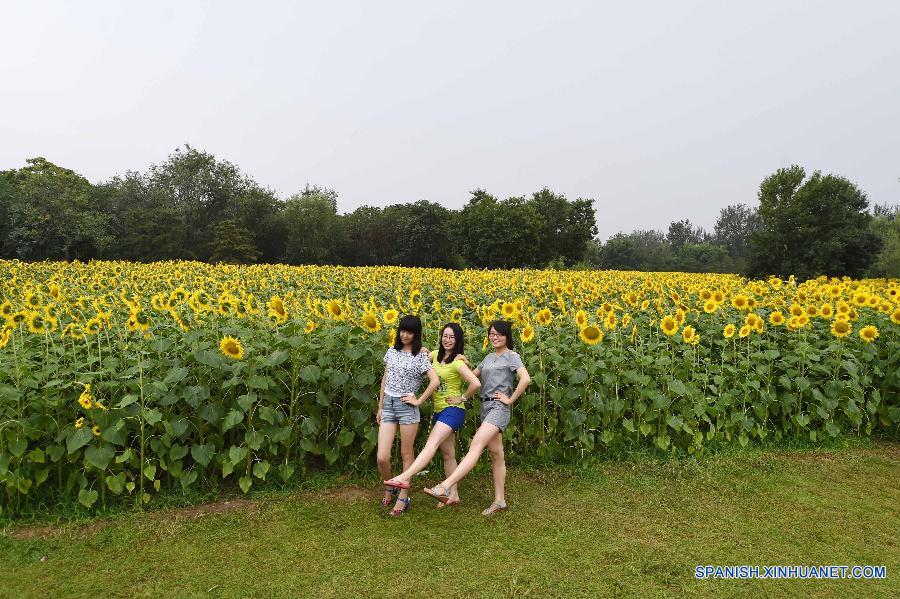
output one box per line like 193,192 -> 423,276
1,442 -> 897,598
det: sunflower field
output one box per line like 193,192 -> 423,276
0,259 -> 898,513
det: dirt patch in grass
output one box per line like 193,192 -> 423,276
311,486 -> 372,503
7,520 -> 110,541
5,498 -> 258,541
157,498 -> 257,520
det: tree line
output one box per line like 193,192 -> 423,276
0,146 -> 896,278
0,147 -> 597,270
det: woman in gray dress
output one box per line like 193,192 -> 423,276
424,320 -> 531,515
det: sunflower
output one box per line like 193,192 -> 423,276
362,311 -> 381,333
575,309 -> 587,328
738,324 -> 751,338
92,425 -> 101,437
744,313 -> 759,329
74,417 -> 84,429
219,335 -> 245,360
769,311 -> 785,326
450,308 -> 462,322
604,312 -> 617,331
0,300 -> 12,319
681,325 -> 697,344
789,304 -> 804,318
78,385 -> 93,409
382,308 -> 398,324
859,325 -> 878,343
84,317 -> 102,335
579,324 -> 603,345
27,312 -> 48,335
268,296 -> 288,323
387,328 -> 397,347
891,309 -> 900,325
819,304 -> 833,318
501,302 -> 516,318
537,308 -> 553,325
660,315 -> 678,336
305,320 -> 316,334
703,300 -> 717,314
830,320 -> 851,338
731,295 -> 749,310
326,299 -> 345,321
521,326 -> 535,343
723,323 -> 736,338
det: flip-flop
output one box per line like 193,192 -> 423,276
481,501 -> 508,516
423,485 -> 451,503
436,499 -> 460,509
383,478 -> 410,490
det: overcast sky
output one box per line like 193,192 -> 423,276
1,1 -> 898,240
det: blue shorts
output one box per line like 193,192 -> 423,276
431,406 -> 465,432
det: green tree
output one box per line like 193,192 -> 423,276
452,190 -> 543,268
598,230 -> 671,271
209,219 -> 261,264
666,219 -> 705,251
712,203 -> 761,267
868,204 -> 900,278
748,165 -> 882,280
0,157 -> 111,260
528,188 -> 598,265
281,189 -> 344,264
383,200 -> 456,267
338,205 -> 394,266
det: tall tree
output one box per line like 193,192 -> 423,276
281,189 -> 344,265
747,165 -> 882,279
712,203 -> 762,261
528,188 -> 598,265
666,219 -> 705,251
0,157 -> 111,260
209,219 -> 261,264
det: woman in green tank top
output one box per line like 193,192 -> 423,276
384,323 -> 480,507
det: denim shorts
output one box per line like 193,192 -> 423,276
431,406 -> 465,432
480,399 -> 511,432
381,394 -> 420,425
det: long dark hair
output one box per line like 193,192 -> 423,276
436,322 -> 464,364
489,320 -> 514,350
395,314 -> 423,354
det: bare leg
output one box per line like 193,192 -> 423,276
434,423 -> 500,490
394,423 -> 418,507
439,432 -> 460,502
486,431 -> 506,504
376,422 -> 398,504
389,423 -> 455,484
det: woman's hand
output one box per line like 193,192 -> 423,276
401,394 -> 421,406
445,396 -> 465,405
456,354 -> 470,365
376,408 -> 383,423
492,391 -> 512,405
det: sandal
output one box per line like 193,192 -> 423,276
423,484 -> 452,503
436,498 -> 460,509
481,501 -> 507,516
389,497 -> 411,516
381,485 -> 399,507
383,478 -> 410,490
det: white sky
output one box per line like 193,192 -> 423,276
1,1 -> 898,240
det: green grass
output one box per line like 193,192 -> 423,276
1,442 -> 897,598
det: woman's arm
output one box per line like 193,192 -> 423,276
404,368 -> 440,406
495,367 -> 531,406
377,365 -> 387,422
446,363 -> 481,405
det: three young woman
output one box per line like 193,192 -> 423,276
382,322 -> 481,508
376,315 -> 440,516
380,318 -> 531,516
